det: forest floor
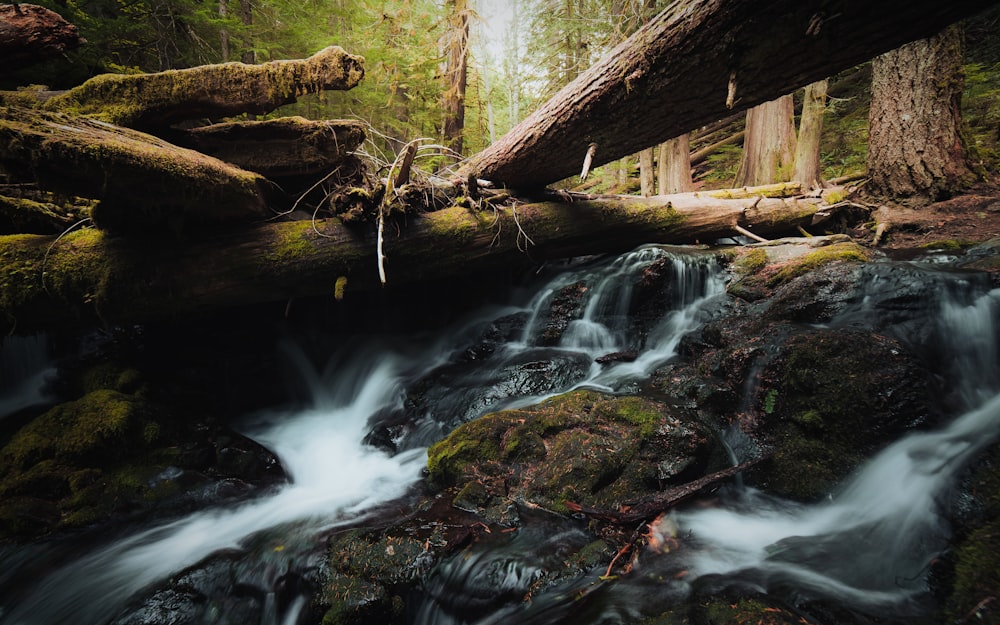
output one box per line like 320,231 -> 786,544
863,181 -> 1000,252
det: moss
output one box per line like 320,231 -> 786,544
693,597 -> 801,624
766,242 -> 870,287
0,389 -> 162,470
706,182 -> 800,200
920,239 -> 976,251
821,187 -> 848,204
731,248 -> 769,277
265,220 -> 319,265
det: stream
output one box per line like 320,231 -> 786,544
0,244 -> 997,624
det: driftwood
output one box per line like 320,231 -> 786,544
460,0 -> 995,188
0,4 -> 85,73
0,185 -> 852,334
41,46 -> 364,132
0,106 -> 271,234
176,117 -> 367,178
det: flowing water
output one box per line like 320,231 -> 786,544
0,246 -> 997,625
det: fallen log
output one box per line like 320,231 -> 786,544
0,106 -> 271,234
41,46 -> 364,132
0,190 -> 94,234
176,117 -> 366,178
0,186 -> 851,334
0,4 -> 85,73
460,0 -> 995,188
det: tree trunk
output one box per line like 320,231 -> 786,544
0,3 -> 85,73
0,185 -> 844,335
639,148 -> 655,196
442,0 -> 470,156
459,0 -> 994,189
658,134 -> 693,194
794,79 -> 829,187
736,94 -> 797,187
867,24 -> 974,202
42,46 -> 365,132
219,0 -> 231,62
239,0 -> 255,64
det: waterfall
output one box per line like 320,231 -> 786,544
673,286 -> 1000,614
0,246 -> 724,625
0,349 -> 427,625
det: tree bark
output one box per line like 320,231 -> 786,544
0,185 -> 843,335
459,0 -> 994,188
177,117 -> 366,178
867,25 -> 974,203
0,107 -> 270,235
639,148 -> 655,196
0,3 -> 85,73
658,134 -> 693,194
794,79 -> 829,187
41,46 -> 365,132
442,0 -> 470,156
736,94 -> 797,187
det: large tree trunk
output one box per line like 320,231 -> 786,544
658,135 -> 693,195
736,95 -> 797,187
0,185 -> 843,335
867,25 -> 974,202
794,79 -> 829,187
0,4 -> 85,73
442,0 -> 470,155
41,46 -> 365,132
459,0 -> 994,188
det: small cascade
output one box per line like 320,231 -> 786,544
672,286 -> 1000,616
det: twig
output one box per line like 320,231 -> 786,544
872,221 -> 888,246
42,217 -> 93,294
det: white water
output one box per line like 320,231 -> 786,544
1,350 -> 427,625
0,246 -> 723,625
674,287 -> 1000,612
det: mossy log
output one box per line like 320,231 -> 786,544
0,190 -> 94,234
0,106 -> 271,234
176,117 -> 366,178
461,0 -> 995,188
0,4 -> 85,73
0,186 -> 845,334
41,46 -> 365,132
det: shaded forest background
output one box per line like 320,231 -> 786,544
4,0 -> 1000,192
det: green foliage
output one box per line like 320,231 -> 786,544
964,62 -> 1000,174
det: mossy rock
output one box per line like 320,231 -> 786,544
939,445 -> 1000,624
749,329 -> 933,500
426,389 -> 713,514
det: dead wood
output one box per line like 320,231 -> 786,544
460,0 -> 995,188
176,117 -> 366,178
0,188 -> 94,234
565,459 -> 761,525
41,46 -> 364,132
0,185 -> 845,335
0,4 -> 85,73
0,106 -> 271,234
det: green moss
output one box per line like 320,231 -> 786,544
766,242 -> 870,287
920,239 -> 976,251
732,248 -> 769,276
694,597 -> 800,624
821,188 -> 848,204
609,396 -> 663,437
264,220 -> 319,265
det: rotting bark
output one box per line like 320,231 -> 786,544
0,4 -> 85,73
0,106 -> 271,234
41,46 -> 365,132
0,185 -> 852,335
459,0 -> 995,188
176,117 -> 366,178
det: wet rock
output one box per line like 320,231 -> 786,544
536,281 -> 589,346
426,389 -> 715,514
